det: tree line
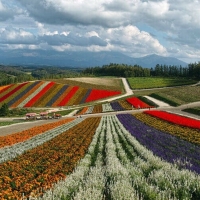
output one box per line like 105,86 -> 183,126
82,63 -> 150,77
82,62 -> 200,79
0,62 -> 200,86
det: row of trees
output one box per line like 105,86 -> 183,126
82,64 -> 150,77
82,62 -> 200,79
150,64 -> 189,77
0,62 -> 200,86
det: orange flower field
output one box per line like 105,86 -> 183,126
0,118 -> 74,148
0,117 -> 101,199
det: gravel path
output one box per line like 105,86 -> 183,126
100,78 -> 133,103
144,95 -> 170,107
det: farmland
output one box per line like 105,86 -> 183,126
1,76 -> 200,199
127,77 -> 197,89
0,80 -> 122,108
130,84 -> 200,106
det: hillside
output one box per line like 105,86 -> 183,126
0,80 -> 122,108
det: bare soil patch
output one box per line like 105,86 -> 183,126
65,77 -> 119,86
50,77 -> 122,91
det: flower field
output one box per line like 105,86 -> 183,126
0,81 -> 121,108
1,113 -> 200,199
135,113 -> 200,146
85,89 -> 121,103
0,82 -> 28,106
0,117 -> 101,199
92,104 -> 103,113
144,110 -> 200,129
37,115 -> 200,200
76,99 -> 133,115
126,97 -> 153,109
0,118 -> 74,148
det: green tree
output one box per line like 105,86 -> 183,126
0,103 -> 9,116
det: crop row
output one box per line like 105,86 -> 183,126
145,110 -> 200,129
0,85 -> 12,93
127,77 -> 197,89
135,113 -> 200,146
0,82 -> 28,105
0,117 -> 101,199
37,115 -> 200,200
126,97 -> 153,109
77,100 -> 134,115
0,118 -> 74,148
85,89 -> 121,103
0,81 -> 121,108
0,118 -> 84,164
117,114 -> 200,174
13,81 -> 45,108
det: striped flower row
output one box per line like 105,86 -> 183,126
0,81 -> 121,108
37,115 -> 200,200
144,110 -> 200,129
0,117 -> 101,199
117,113 -> 200,174
0,82 -> 28,105
126,96 -> 152,109
0,118 -> 74,149
0,118 -> 83,164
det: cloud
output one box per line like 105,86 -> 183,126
105,25 -> 167,56
40,32 -> 107,47
0,1 -> 15,21
16,0 -> 171,27
0,27 -> 37,44
0,0 -> 199,63
16,0 -> 130,27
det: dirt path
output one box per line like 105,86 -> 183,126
99,78 -> 133,103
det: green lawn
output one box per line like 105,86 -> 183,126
127,77 -> 197,89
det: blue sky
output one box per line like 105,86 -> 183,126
0,0 -> 200,63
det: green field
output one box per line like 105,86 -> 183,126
0,121 -> 24,127
133,85 -> 200,106
182,107 -> 200,116
127,77 -> 197,89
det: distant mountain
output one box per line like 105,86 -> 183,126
134,54 -> 188,68
0,49 -> 188,68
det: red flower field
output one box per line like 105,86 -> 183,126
126,97 -> 152,109
144,110 -> 200,129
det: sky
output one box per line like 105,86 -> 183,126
0,0 -> 200,64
